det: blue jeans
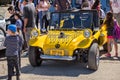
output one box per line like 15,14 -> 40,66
38,11 -> 43,29
33,0 -> 37,7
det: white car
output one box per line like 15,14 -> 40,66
0,8 -> 6,50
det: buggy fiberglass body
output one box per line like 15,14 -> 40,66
28,10 -> 108,70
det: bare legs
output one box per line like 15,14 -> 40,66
106,38 -> 118,57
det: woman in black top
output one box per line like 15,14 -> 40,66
103,11 -> 118,57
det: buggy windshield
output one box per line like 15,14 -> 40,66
50,10 -> 96,29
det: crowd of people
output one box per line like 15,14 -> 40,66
3,0 -> 120,80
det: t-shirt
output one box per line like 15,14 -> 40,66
37,0 -> 49,11
23,3 -> 36,28
4,35 -> 22,57
15,19 -> 23,29
8,14 -> 16,24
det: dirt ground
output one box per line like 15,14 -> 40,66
0,44 -> 120,80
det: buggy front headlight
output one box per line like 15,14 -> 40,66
83,29 -> 91,38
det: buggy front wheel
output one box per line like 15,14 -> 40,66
88,43 -> 100,70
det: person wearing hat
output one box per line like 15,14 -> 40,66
4,24 -> 23,80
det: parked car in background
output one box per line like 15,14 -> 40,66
0,7 -> 6,50
0,15 -> 6,36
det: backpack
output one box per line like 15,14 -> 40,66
113,20 -> 120,39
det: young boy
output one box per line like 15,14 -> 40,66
4,24 -> 22,80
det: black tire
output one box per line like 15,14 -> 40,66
28,46 -> 42,67
0,27 -> 6,37
88,43 -> 99,70
103,43 -> 112,52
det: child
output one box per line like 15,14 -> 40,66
14,13 -> 24,67
4,24 -> 22,80
14,13 -> 23,34
103,12 -> 118,57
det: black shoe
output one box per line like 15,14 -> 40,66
16,76 -> 20,80
7,76 -> 12,80
12,71 -> 16,76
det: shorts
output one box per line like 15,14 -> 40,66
107,36 -> 113,39
107,36 -> 118,42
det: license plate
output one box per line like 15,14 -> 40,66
50,50 -> 64,56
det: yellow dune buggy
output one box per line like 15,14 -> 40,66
28,10 -> 108,70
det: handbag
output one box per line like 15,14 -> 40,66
113,20 -> 120,39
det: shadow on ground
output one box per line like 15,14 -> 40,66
100,49 -> 120,61
100,56 -> 120,61
20,50 -> 113,77
21,60 -> 95,77
0,49 -> 5,58
0,58 -> 6,61
0,75 -> 7,80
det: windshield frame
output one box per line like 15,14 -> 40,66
50,10 -> 99,30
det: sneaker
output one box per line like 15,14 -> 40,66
105,53 -> 111,57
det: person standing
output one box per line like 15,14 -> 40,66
23,0 -> 36,49
91,0 -> 105,19
37,0 -> 50,32
18,0 -> 24,14
14,13 -> 23,34
14,13 -> 23,67
4,24 -> 22,80
91,0 -> 105,25
14,0 -> 20,12
7,6 -> 16,24
103,12 -> 118,57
